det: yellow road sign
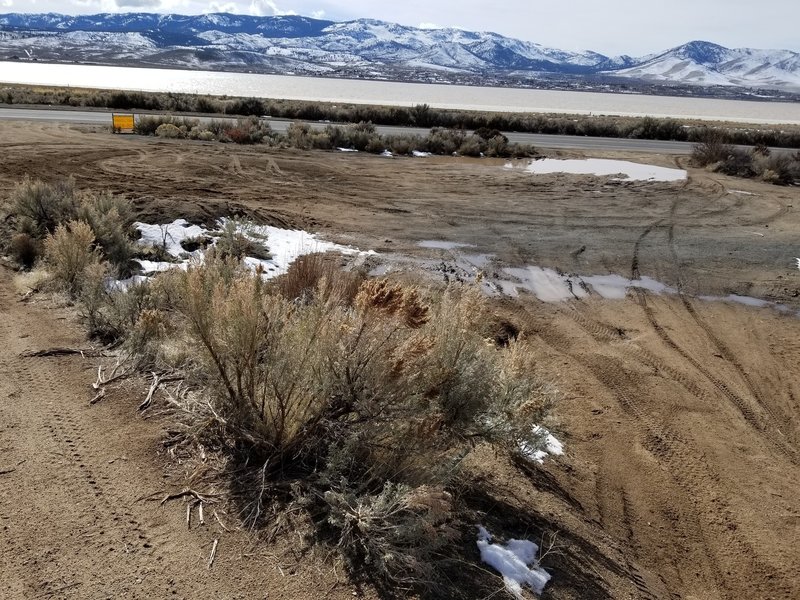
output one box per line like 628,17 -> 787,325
112,114 -> 134,132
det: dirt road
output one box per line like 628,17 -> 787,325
1,121 -> 799,599
0,266 -> 358,599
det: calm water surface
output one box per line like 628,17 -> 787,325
2,61 -> 799,124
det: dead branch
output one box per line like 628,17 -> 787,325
208,538 -> 219,569
186,503 -> 192,530
93,356 -> 131,390
89,388 -> 106,405
139,372 -> 161,411
198,502 -> 205,526
20,347 -> 107,358
159,488 -> 219,506
139,372 -> 184,411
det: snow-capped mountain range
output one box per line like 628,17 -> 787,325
1,12 -> 798,91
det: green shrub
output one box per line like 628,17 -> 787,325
76,191 -> 135,273
11,177 -> 78,237
214,219 -> 271,261
227,97 -> 267,116
161,262 -> 551,590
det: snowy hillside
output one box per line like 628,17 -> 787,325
611,41 -> 800,89
0,13 -> 798,90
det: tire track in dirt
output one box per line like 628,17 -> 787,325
518,304 -> 722,598
631,223 -> 799,465
0,267 -> 362,600
662,200 -> 798,461
1,344 -> 171,597
583,353 -> 795,599
520,298 -> 798,599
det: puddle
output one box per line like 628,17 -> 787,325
497,268 -> 677,302
384,245 -> 797,317
509,158 -> 687,182
417,240 -> 476,250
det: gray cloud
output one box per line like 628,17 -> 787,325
114,0 -> 162,7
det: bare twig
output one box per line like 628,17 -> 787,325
186,503 -> 192,530
89,388 -> 106,405
538,530 -> 561,563
213,510 -> 231,532
208,538 -> 219,569
198,502 -> 205,526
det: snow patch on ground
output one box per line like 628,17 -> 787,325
520,425 -> 564,464
521,158 -> 687,182
130,218 -> 374,281
135,219 -> 206,258
498,267 -> 676,302
476,526 -> 551,598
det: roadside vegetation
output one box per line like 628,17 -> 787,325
135,115 -> 535,157
4,84 -> 800,148
1,177 -> 558,596
691,130 -> 800,185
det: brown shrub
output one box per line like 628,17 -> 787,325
274,252 -> 363,305
10,233 -> 39,268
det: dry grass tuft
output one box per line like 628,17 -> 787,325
43,220 -> 102,294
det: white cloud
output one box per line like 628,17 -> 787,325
249,0 -> 295,16
0,0 -> 13,7
204,1 -> 236,12
310,9 -> 324,19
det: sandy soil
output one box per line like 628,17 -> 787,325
1,121 -> 799,599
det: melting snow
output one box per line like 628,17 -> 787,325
521,425 -> 564,464
521,158 -> 687,182
412,150 -> 433,157
135,219 -> 207,258
476,526 -> 551,598
498,267 -> 676,302
130,218 -> 373,281
418,240 -> 476,250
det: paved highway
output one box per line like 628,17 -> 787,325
0,106 -> 718,155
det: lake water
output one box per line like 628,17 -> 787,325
2,61 -> 800,124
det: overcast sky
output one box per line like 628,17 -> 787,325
3,0 -> 798,55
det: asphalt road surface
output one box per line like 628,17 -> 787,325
0,106 -> 724,155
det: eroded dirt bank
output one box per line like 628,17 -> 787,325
1,122 -> 799,599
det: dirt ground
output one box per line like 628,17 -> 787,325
1,121 -> 799,599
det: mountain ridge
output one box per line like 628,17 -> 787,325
1,12 -> 798,91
